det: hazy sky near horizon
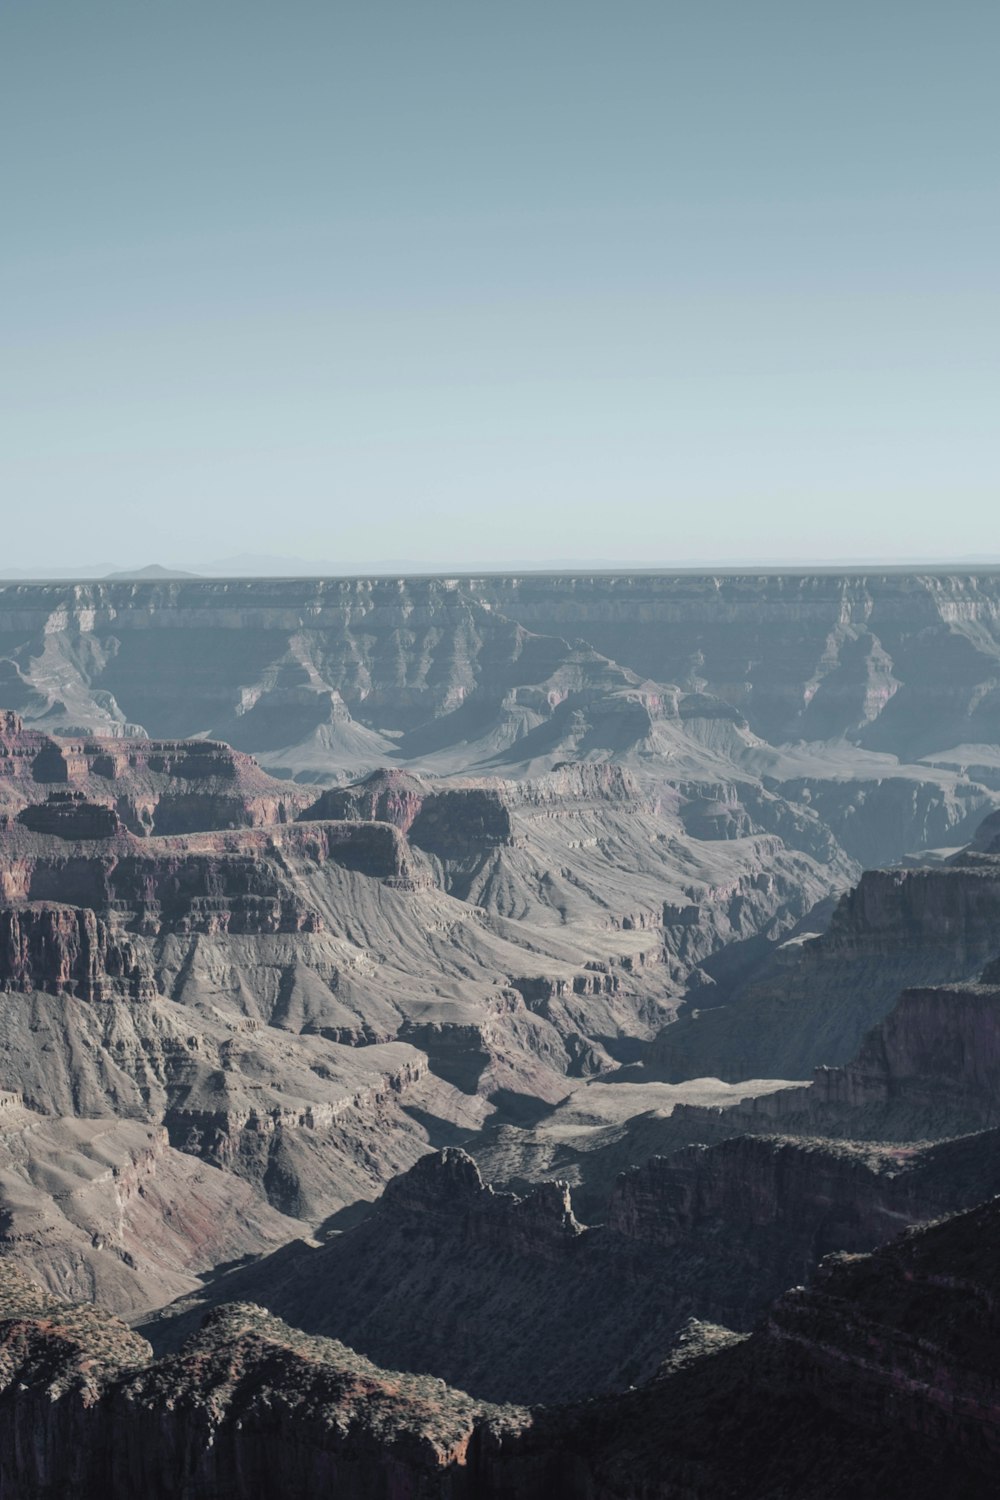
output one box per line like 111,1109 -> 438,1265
2,2 -> 998,571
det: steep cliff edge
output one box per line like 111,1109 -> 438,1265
303,769 -> 516,858
0,712 -> 311,832
654,851 -> 1000,1081
673,977 -> 1000,1144
0,1263 -> 526,1500
0,902 -> 154,1000
472,947 -> 1000,1219
0,817 -> 420,919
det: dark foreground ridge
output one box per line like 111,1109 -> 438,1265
140,1122 -> 1000,1404
4,1194 -> 1000,1499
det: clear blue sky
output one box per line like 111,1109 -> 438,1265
2,1 -> 997,571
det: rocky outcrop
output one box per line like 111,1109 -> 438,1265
303,768 -> 427,831
18,790 -> 123,838
0,1264 -> 525,1500
142,1126 -> 997,1404
306,766 -> 666,862
0,714 -> 69,782
654,851 -> 1000,1081
278,818 -> 422,883
304,771 -> 516,858
409,789 -> 515,858
142,1147 -> 692,1399
0,714 -> 311,833
0,903 -> 153,1000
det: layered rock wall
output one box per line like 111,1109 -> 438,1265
0,715 -> 310,832
5,572 -> 1000,765
655,857 -> 1000,1081
672,979 -> 1000,1141
0,904 -> 154,1001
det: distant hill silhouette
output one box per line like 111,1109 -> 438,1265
104,564 -> 199,580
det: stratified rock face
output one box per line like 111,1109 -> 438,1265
303,769 -> 428,832
761,771 -> 992,868
18,791 -> 123,839
0,815 -> 510,1247
0,713 -> 311,833
0,745 -> 854,1200
7,573 -> 1000,1496
0,903 -> 153,1000
302,769 -> 516,859
654,852 -> 1000,1081
759,1195 -> 1000,1449
0,794 -> 726,1249
0,819 -> 415,928
306,761 -> 852,1000
5,754 -> 999,1356
830,980 -> 1000,1117
4,571 -> 1000,764
605,1130 -> 1000,1270
0,1114 -> 302,1318
5,574 -> 1000,915
670,975 -> 1000,1149
470,922 -> 1000,1234
480,571 -> 1000,757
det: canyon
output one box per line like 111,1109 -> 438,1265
2,571 -> 1000,1496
